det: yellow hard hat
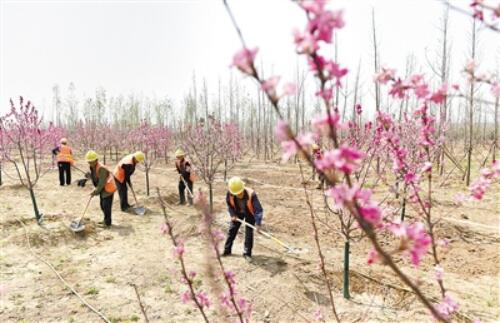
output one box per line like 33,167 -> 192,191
134,151 -> 145,162
60,138 -> 68,144
85,150 -> 98,162
175,148 -> 185,158
228,176 -> 245,195
312,143 -> 320,150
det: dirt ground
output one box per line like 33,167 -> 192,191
0,157 -> 499,322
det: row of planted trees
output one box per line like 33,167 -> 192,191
0,97 -> 244,223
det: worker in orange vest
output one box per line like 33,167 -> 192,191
113,151 -> 145,212
85,150 -> 116,227
312,143 -> 325,189
222,177 -> 264,261
175,148 -> 194,205
52,138 -> 74,186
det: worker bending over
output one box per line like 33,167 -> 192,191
175,149 -> 194,205
85,150 -> 116,227
114,151 -> 145,211
223,177 -> 264,261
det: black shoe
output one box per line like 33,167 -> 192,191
221,252 -> 231,257
177,201 -> 186,205
121,204 -> 132,212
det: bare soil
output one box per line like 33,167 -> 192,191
0,158 -> 498,322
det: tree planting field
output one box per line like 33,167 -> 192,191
1,156 -> 498,322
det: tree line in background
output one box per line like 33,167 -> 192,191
45,8 -> 497,169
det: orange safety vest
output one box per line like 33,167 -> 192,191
176,159 -> 196,182
96,163 -> 117,193
228,188 -> 255,216
57,145 -> 74,164
113,155 -> 135,184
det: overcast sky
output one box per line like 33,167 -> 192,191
0,0 -> 499,116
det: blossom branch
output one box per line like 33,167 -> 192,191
157,188 -> 210,323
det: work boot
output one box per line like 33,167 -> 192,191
221,252 -> 231,257
177,201 -> 186,206
121,205 -> 132,212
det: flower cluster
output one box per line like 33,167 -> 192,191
231,48 -> 258,76
434,293 -> 459,320
470,0 -> 500,22
294,0 -> 347,101
462,59 -> 500,98
387,221 -> 432,266
469,161 -> 500,200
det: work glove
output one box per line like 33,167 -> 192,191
90,190 -> 99,197
77,178 -> 87,187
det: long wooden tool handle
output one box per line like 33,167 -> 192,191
180,176 -> 194,198
77,196 -> 93,225
129,183 -> 139,205
235,218 -> 294,251
72,165 -> 87,175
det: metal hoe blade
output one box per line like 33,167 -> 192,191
70,220 -> 86,233
129,184 -> 145,216
69,196 -> 92,233
133,206 -> 146,216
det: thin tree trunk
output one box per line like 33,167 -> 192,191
343,240 -> 350,299
494,97 -> 498,162
209,182 -> 214,213
372,9 -> 381,174
466,19 -> 477,186
146,167 -> 150,196
352,59 -> 361,123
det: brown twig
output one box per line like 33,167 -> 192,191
196,194 -> 245,323
298,162 -> 341,322
131,283 -> 150,323
157,188 -> 210,323
16,218 -> 111,323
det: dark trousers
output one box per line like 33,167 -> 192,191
178,178 -> 193,205
116,179 -> 130,211
58,162 -> 71,186
100,194 -> 113,226
224,213 -> 255,256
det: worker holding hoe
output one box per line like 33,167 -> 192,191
52,138 -> 74,186
222,176 -> 264,262
113,151 -> 145,212
175,148 -> 194,206
85,150 -> 116,227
